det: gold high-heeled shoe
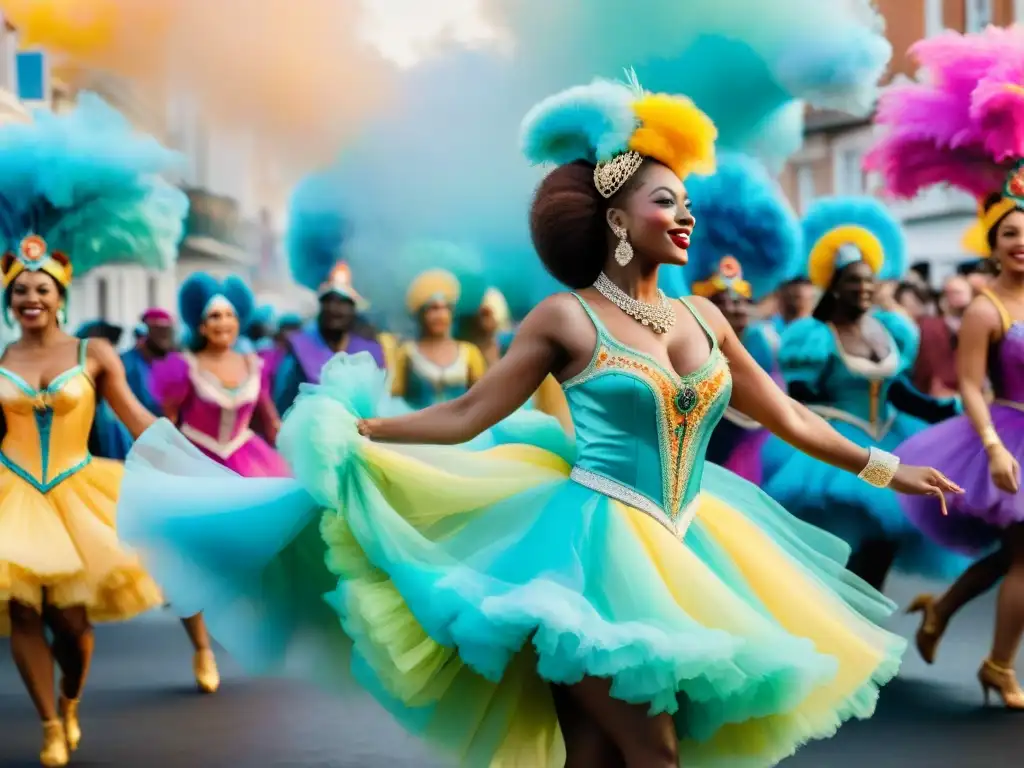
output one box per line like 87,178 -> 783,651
907,594 -> 945,665
193,648 -> 220,694
39,719 -> 68,767
59,694 -> 81,752
978,659 -> 1024,709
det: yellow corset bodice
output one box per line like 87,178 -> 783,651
0,354 -> 95,493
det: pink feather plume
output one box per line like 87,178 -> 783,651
865,25 -> 1024,200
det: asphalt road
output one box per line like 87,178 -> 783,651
1,575 -> 1020,767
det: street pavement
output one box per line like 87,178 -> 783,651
1,575 -> 1020,767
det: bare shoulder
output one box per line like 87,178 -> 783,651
963,292 -> 1004,330
681,294 -> 728,339
520,291 -> 587,333
84,337 -> 120,369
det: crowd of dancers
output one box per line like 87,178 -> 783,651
3,12 -> 1024,768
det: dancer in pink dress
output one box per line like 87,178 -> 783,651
151,272 -> 288,477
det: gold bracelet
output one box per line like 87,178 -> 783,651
857,447 -> 900,489
980,425 -> 1003,450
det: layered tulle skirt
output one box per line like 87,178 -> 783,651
118,354 -> 905,768
0,458 -> 163,635
761,412 -> 970,579
895,403 -> 1024,555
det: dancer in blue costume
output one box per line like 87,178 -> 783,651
85,307 -> 179,461
676,153 -> 801,483
117,77 -> 960,768
761,197 -> 966,590
273,173 -> 385,413
75,320 -> 133,461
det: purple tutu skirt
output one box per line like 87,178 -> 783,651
895,403 -> 1024,555
193,434 -> 291,478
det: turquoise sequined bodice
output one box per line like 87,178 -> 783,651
563,294 -> 732,537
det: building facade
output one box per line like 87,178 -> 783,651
778,0 -> 1023,281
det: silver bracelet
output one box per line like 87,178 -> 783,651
857,446 -> 900,488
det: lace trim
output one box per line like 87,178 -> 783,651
569,466 -> 698,539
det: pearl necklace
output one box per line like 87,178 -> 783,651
593,272 -> 676,334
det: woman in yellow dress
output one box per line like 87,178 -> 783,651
0,94 -> 215,767
391,266 -> 488,409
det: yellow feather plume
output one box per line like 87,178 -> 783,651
807,225 -> 884,289
406,269 -> 461,315
628,94 -> 717,180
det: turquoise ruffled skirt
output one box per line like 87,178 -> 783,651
119,354 -> 904,767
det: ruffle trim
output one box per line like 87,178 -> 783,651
1,559 -> 163,636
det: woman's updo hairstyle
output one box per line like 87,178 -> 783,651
529,161 -> 608,289
529,160 -> 643,289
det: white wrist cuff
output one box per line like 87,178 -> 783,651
857,446 -> 900,488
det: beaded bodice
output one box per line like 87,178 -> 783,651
563,294 -> 732,538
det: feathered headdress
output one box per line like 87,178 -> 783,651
865,26 -> 1024,256
521,70 -> 717,197
682,153 -> 801,300
0,93 -> 186,297
286,171 -> 367,307
178,272 -> 255,333
802,197 -> 906,289
375,238 -> 484,321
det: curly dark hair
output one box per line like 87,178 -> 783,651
529,159 -> 645,289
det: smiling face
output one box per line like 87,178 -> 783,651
606,161 -> 695,267
199,303 -> 239,350
833,259 -> 876,314
9,271 -> 64,332
993,210 -> 1024,276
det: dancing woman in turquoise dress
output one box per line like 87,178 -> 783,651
760,197 -> 967,591
119,79 -> 957,767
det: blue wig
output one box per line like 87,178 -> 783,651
802,196 -> 907,284
286,172 -> 347,293
0,93 -> 186,276
178,272 -> 256,334
680,153 -> 802,299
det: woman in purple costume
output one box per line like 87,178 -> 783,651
152,272 -> 289,478
868,26 -> 1024,708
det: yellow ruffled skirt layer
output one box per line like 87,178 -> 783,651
0,458 -> 163,635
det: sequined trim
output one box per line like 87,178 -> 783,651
570,466 -> 699,539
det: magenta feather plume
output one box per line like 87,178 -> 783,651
865,26 -> 1024,200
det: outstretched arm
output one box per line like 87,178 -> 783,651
689,297 -> 962,507
90,339 -> 157,439
958,298 -> 1020,493
360,298 -> 568,444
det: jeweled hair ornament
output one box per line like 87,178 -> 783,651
802,197 -> 906,289
521,70 -> 717,198
866,26 -> 1024,256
